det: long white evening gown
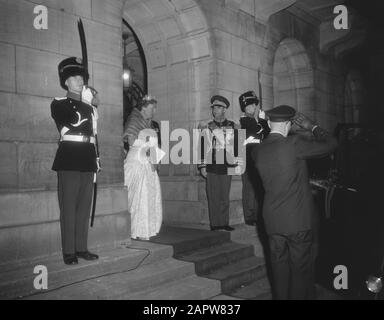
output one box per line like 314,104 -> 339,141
124,138 -> 162,239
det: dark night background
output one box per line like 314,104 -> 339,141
311,0 -> 384,299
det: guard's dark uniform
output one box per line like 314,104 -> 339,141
239,91 -> 270,225
51,57 -> 99,264
252,105 -> 338,299
198,95 -> 239,231
51,93 -> 98,172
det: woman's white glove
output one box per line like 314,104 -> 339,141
146,136 -> 158,148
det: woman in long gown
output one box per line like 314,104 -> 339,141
123,95 -> 162,240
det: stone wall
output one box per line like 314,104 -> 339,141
197,0 -> 346,131
0,0 -> 128,265
264,8 -> 345,131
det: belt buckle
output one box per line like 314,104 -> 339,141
81,136 -> 89,143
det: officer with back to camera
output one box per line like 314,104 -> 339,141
252,105 -> 338,299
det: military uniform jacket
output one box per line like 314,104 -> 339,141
51,93 -> 97,172
240,116 -> 270,171
199,119 -> 239,175
252,128 -> 337,235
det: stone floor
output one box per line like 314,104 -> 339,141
0,224 -> 344,300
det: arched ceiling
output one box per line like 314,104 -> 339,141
123,0 -> 211,71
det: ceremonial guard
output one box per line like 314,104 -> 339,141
238,91 -> 270,226
198,95 -> 241,231
51,57 -> 100,265
253,105 -> 337,299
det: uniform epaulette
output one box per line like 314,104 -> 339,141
227,119 -> 238,126
54,97 -> 67,101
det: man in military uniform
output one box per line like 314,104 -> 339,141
252,105 -> 337,299
51,57 -> 100,265
198,95 -> 240,231
239,91 -> 270,226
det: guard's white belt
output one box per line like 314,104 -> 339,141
60,135 -> 95,144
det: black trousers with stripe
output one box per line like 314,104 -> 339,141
206,172 -> 232,228
57,171 -> 94,255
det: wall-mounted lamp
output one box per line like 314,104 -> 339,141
122,31 -> 134,88
123,66 -> 134,88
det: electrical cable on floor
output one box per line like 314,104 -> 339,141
13,244 -> 151,300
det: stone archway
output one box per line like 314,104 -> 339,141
122,0 -> 215,226
272,38 -> 315,116
123,0 -> 213,177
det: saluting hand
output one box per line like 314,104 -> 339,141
293,112 -> 316,131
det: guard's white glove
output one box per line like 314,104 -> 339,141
243,136 -> 261,145
82,86 -> 99,106
199,167 -> 207,179
234,156 -> 244,167
96,157 -> 101,173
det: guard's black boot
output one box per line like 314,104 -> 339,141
63,254 -> 78,265
76,251 -> 99,261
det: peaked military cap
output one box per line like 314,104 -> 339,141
58,57 -> 89,90
239,91 -> 259,112
266,105 -> 296,122
210,95 -> 230,108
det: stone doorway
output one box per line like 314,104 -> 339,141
122,0 -> 213,178
122,20 -> 147,125
121,0 -> 226,227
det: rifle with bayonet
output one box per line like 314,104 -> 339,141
78,19 -> 100,227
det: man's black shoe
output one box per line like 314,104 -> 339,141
210,226 -> 222,231
76,251 -> 99,261
245,221 -> 257,226
63,254 -> 78,265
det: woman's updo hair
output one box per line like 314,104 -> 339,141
136,94 -> 157,111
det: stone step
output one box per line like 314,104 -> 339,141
126,275 -> 221,300
1,225 -> 271,300
230,277 -> 272,300
210,294 -> 243,300
0,241 -> 173,300
229,224 -> 267,258
27,258 -> 196,300
151,226 -> 231,255
176,242 -> 255,276
205,256 -> 267,294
